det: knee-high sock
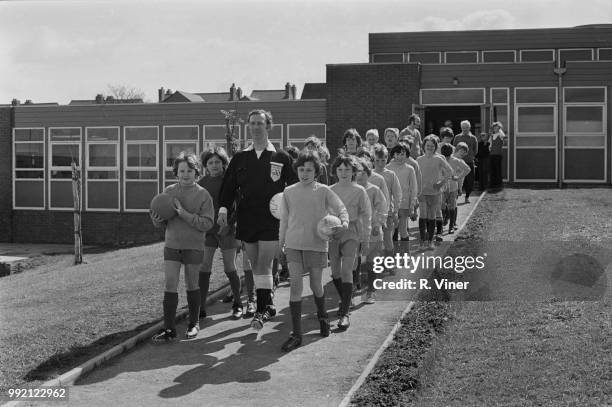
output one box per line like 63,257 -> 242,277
314,295 -> 326,318
163,291 -> 179,330
244,269 -> 255,301
427,219 -> 436,241
290,301 -> 302,335
443,208 -> 448,224
225,271 -> 242,306
199,272 -> 211,311
419,218 -> 427,241
332,277 -> 342,297
436,219 -> 443,235
340,282 -> 353,315
186,289 -> 200,325
366,262 -> 376,291
255,288 -> 272,313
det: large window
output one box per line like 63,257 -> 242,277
203,125 -> 241,151
244,124 -> 283,150
13,128 -> 45,209
125,126 -> 159,211
559,48 -> 593,67
287,124 -> 326,149
49,128 -> 81,210
163,126 -> 199,187
86,127 -> 119,211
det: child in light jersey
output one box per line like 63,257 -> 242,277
441,144 -> 471,234
386,143 -> 417,253
373,144 -> 402,260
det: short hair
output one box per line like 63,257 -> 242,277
247,109 -> 273,127
373,144 -> 389,159
491,121 -> 503,130
440,143 -> 454,157
201,146 -> 229,169
389,142 -> 410,158
365,129 -> 379,140
460,120 -> 471,129
384,127 -> 399,139
304,135 -> 322,149
343,128 -> 362,148
284,145 -> 299,160
293,150 -> 322,177
356,148 -> 373,162
422,135 -> 439,152
408,114 -> 420,125
356,157 -> 372,176
173,152 -> 201,177
331,154 -> 359,180
440,127 -> 454,140
456,142 -> 469,152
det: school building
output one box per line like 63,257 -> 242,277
2,24 -> 611,244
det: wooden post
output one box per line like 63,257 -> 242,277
71,161 -> 83,265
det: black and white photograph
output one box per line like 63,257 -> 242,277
1,0 -> 611,406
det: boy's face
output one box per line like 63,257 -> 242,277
297,161 -> 316,185
455,148 -> 467,158
366,133 -> 378,145
177,161 -> 197,186
384,132 -> 397,146
374,155 -> 387,170
424,140 -> 436,154
345,136 -> 358,151
206,155 -> 224,177
393,150 -> 407,163
336,163 -> 354,182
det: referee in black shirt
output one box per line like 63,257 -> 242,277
218,109 -> 297,330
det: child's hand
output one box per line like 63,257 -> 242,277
217,212 -> 228,227
149,210 -> 163,223
173,198 -> 184,215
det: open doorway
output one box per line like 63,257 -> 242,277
422,106 -> 482,137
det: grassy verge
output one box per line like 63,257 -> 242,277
0,243 -> 241,393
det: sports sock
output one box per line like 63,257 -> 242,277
225,271 -> 242,306
163,291 -> 179,330
255,288 -> 272,312
332,277 -> 342,297
427,219 -> 436,241
314,295 -> 326,317
198,272 -> 211,312
290,301 -> 302,335
436,219 -> 443,235
443,208 -> 448,225
366,262 -> 375,291
340,282 -> 353,315
186,289 -> 201,325
244,269 -> 255,302
419,218 -> 427,241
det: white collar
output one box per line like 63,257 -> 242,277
244,141 -> 276,152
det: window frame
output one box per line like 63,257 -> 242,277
558,48 -> 594,68
370,53 -> 404,63
286,123 -> 327,148
419,88 -> 486,106
490,88 -> 510,182
48,127 -> 82,211
407,51 -> 441,64
444,50 -> 478,64
124,126 -> 160,213
519,49 -> 555,63
85,126 -> 120,212
162,125 -> 199,187
482,50 -> 516,64
13,127 -> 46,210
203,124 -> 241,151
597,47 -> 612,61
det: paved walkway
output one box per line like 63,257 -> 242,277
32,196 -> 481,407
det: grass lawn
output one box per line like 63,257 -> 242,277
0,242 -> 243,393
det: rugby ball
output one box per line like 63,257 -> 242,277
269,192 -> 284,220
317,215 -> 342,241
150,193 -> 176,220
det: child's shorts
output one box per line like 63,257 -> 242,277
329,238 -> 359,260
285,248 -> 327,269
164,247 -> 204,265
205,230 -> 240,250
443,190 -> 458,208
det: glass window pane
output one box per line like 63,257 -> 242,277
516,136 -> 556,147
493,106 -> 508,129
520,50 -> 554,62
87,181 -> 119,209
517,106 -> 555,133
492,89 -> 508,104
409,52 -> 440,63
15,180 -> 44,208
15,143 -> 44,168
50,128 -> 81,142
126,181 -> 158,210
599,48 -> 612,61
50,180 -> 75,208
445,52 -> 477,63
421,89 -> 484,104
566,106 -> 603,133
564,88 -> 605,103
483,51 -> 515,63
51,144 -> 79,167
87,170 -> 118,179
15,170 -> 44,179
288,124 -> 326,140
127,144 -> 157,167
89,144 -> 117,167
51,170 -> 74,179
125,127 -> 158,141
165,143 -> 196,167
165,126 -> 198,140
559,49 -> 592,66
87,128 -> 118,141
14,128 -> 44,142
126,170 -> 158,180
565,135 -> 605,147
204,125 -> 239,141
372,53 -> 403,63
516,88 -> 556,103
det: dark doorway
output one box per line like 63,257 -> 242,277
422,106 -> 481,138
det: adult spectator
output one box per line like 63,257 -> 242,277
452,120 -> 478,203
399,114 -> 423,158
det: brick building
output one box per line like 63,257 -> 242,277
2,24 -> 611,244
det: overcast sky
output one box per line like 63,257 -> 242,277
1,0 -> 610,104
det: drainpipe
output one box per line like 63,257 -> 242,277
554,67 -> 566,189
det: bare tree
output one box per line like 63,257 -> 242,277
106,84 -> 147,101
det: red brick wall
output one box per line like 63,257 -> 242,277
12,211 -> 164,245
0,107 -> 12,242
326,63 -> 421,154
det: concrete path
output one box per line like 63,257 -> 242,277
31,195 -> 482,407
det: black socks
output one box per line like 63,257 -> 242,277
163,291 -> 179,330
